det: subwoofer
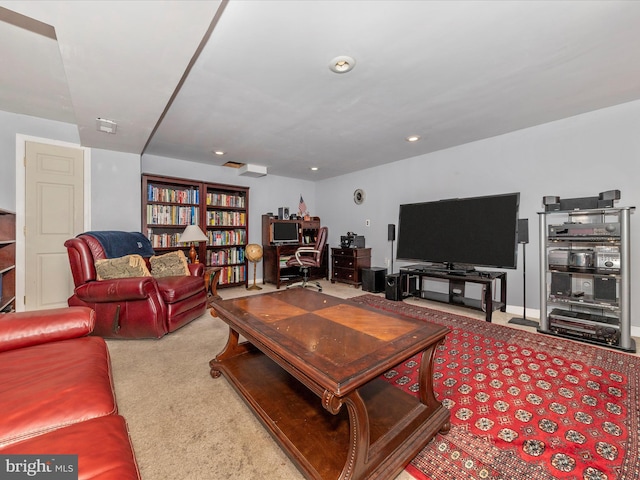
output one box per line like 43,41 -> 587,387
362,267 -> 387,293
385,274 -> 403,301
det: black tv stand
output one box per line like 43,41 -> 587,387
413,263 -> 476,274
399,265 -> 507,322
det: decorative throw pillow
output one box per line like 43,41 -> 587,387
150,250 -> 191,278
95,254 -> 151,280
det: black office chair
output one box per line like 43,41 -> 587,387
286,226 -> 328,292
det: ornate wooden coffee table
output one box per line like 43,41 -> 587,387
210,289 -> 450,480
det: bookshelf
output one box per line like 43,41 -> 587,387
204,182 -> 249,287
143,175 -> 201,251
0,208 -> 16,313
142,174 -> 249,288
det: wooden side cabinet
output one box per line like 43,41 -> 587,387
331,247 -> 371,286
0,208 -> 16,313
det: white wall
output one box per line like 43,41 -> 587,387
0,111 -> 79,210
317,100 -> 640,324
90,148 -> 142,231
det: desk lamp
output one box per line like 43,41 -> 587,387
179,225 -> 208,263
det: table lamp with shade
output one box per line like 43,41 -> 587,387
178,225 -> 208,264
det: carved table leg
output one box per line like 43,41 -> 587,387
205,267 -> 222,316
210,328 -> 239,378
209,327 -> 255,378
419,338 -> 451,435
322,389 -> 370,480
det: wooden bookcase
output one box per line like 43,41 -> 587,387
142,174 -> 249,288
203,182 -> 249,287
0,208 -> 16,313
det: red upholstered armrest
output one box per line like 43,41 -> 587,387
188,263 -> 205,277
74,277 -> 159,303
0,306 -> 95,353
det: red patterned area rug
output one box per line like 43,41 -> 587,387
350,294 -> 640,480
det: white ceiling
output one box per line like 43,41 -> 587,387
2,1 -> 640,181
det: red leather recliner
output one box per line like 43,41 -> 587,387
64,233 -> 207,338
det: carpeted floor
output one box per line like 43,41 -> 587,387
106,310 -> 307,480
106,285 -> 640,479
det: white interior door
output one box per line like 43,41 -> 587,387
24,141 -> 84,310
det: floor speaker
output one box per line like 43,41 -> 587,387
594,275 -> 617,302
550,272 -> 572,297
388,224 -> 395,241
517,218 -> 529,244
362,267 -> 387,293
385,274 -> 403,301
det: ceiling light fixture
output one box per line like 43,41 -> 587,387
329,55 -> 356,74
405,135 -> 421,142
213,150 -> 225,156
96,117 -> 117,134
310,167 -> 319,171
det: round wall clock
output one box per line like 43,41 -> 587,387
353,189 -> 366,205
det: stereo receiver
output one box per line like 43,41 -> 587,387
548,222 -> 620,238
549,309 -> 620,345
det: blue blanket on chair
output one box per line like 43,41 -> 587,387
83,231 -> 155,258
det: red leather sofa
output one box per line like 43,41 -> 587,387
65,233 -> 207,338
0,307 -> 140,479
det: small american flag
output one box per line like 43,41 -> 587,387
298,195 -> 308,216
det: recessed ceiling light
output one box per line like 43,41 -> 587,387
329,55 -> 356,74
405,135 -> 421,142
213,150 -> 225,156
310,167 -> 319,171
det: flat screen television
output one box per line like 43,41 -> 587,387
396,192 -> 520,270
272,222 -> 300,244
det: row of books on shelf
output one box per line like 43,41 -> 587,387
279,255 -> 293,268
217,265 -> 246,286
147,185 -> 199,205
147,229 -> 247,250
147,205 -> 199,226
206,211 -> 246,227
206,247 -> 245,266
206,192 -> 245,208
147,230 -> 182,248
208,229 -> 246,246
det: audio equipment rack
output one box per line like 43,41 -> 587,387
538,205 -> 635,352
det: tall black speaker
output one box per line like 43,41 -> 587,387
385,274 -> 403,301
388,224 -> 396,241
517,218 -> 529,244
508,218 -> 538,327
